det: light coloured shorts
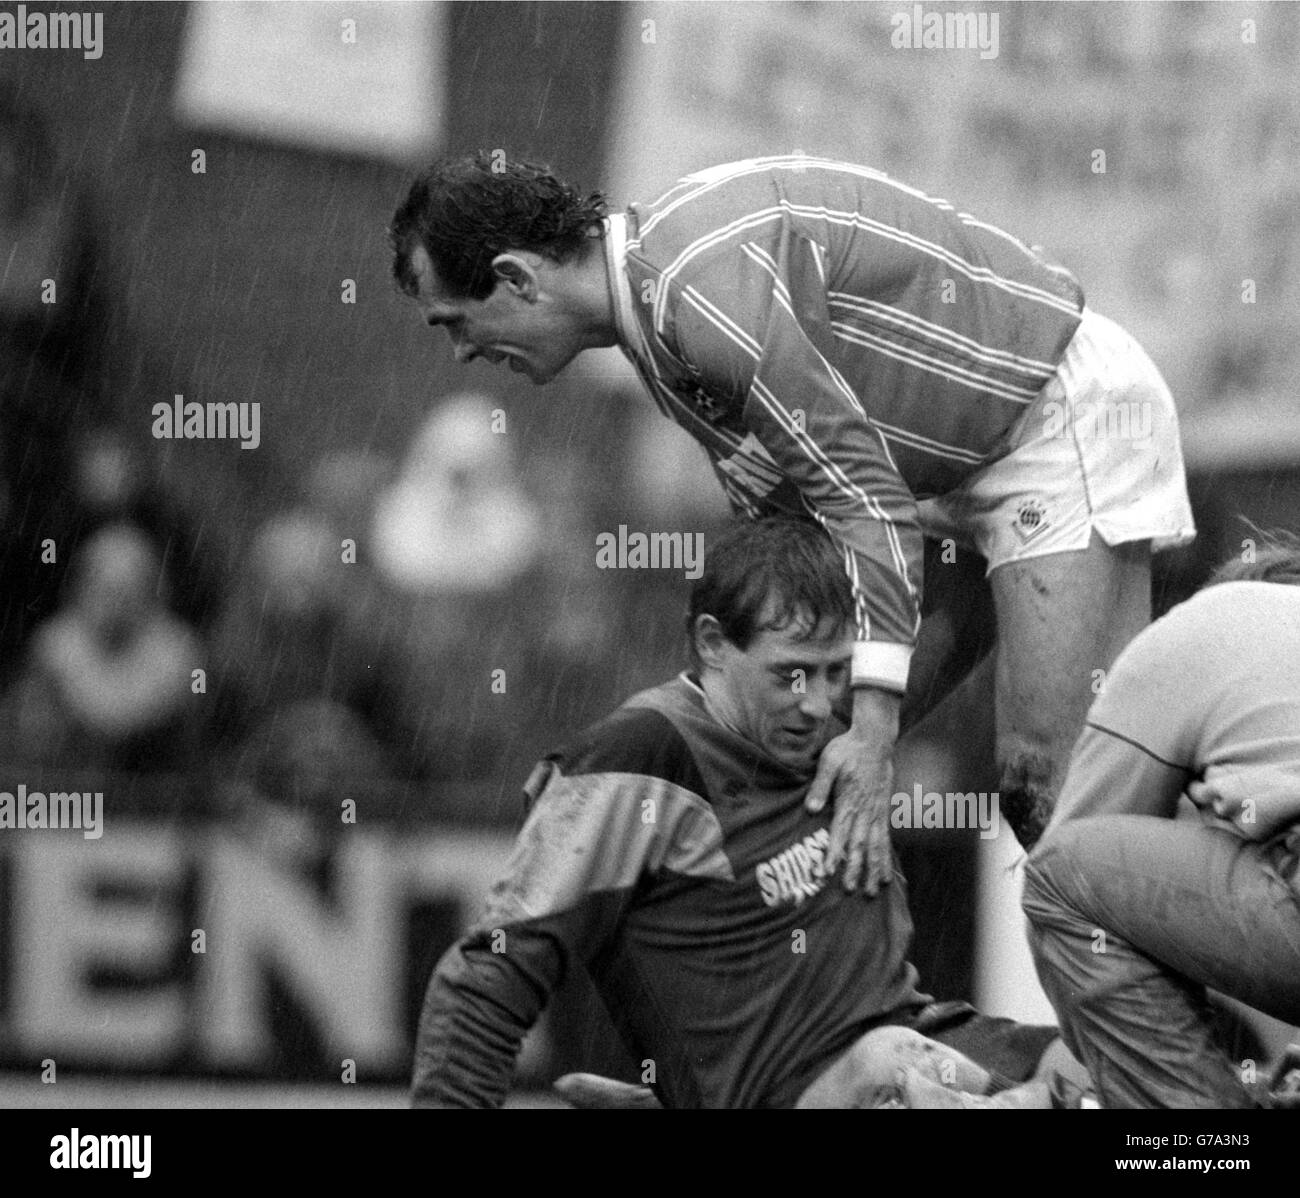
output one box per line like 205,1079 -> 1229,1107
917,308 -> 1197,573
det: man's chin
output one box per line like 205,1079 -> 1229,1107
503,353 -> 552,384
528,361 -> 567,385
521,350 -> 584,385
770,740 -> 824,772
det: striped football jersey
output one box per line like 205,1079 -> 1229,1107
605,156 -> 1085,690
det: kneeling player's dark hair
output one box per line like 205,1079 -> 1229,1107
687,519 -> 854,669
389,152 -> 608,301
1204,525 -> 1300,589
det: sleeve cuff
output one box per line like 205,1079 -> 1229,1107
851,641 -> 912,693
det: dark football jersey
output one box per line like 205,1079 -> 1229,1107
412,673 -> 928,1108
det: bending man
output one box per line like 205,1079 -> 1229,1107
390,152 -> 1194,883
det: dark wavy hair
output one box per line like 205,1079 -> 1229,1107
1205,525 -> 1300,588
389,152 -> 608,301
687,519 -> 854,669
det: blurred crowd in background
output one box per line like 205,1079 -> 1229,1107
0,75 -> 708,841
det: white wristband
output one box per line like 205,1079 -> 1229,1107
851,641 -> 912,693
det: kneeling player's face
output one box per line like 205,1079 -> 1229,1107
710,608 -> 853,769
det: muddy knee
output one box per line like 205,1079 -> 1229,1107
852,1026 -> 988,1093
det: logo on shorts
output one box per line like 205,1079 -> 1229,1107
1011,499 -> 1051,544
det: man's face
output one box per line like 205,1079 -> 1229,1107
407,244 -> 584,385
700,605 -> 853,771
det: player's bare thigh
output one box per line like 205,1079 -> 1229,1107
989,532 -> 1151,841
992,531 -> 1151,711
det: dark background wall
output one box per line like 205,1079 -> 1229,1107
1,0 -> 628,549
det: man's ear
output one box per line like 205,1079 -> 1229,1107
491,253 -> 540,300
693,614 -> 733,671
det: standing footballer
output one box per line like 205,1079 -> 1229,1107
388,153 -> 1195,883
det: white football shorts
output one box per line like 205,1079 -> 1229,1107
916,307 -> 1197,573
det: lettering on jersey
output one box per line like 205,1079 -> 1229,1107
755,827 -> 830,907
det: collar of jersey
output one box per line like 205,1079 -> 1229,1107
603,213 -> 651,363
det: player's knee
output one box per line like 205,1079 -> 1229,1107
833,1026 -> 931,1102
850,1026 -> 986,1093
1021,827 -> 1107,1007
1021,846 -> 1064,939
800,1028 -> 922,1107
851,1024 -> 929,1066
997,743 -> 1057,851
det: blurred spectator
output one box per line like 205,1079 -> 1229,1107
365,393 -> 552,787
218,697 -> 396,876
72,422 -> 223,626
0,85 -> 219,695
371,392 -> 540,594
209,508 -> 419,791
7,522 -> 204,769
306,449 -> 394,538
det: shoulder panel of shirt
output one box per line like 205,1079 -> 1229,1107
546,702 -> 710,801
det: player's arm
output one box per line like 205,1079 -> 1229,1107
411,761 -> 653,1108
664,236 -> 924,687
1046,722 -> 1190,831
665,234 -> 920,892
1043,612 -> 1198,834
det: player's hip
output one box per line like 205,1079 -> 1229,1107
916,308 -> 1197,571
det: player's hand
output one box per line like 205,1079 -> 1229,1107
805,729 -> 895,895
